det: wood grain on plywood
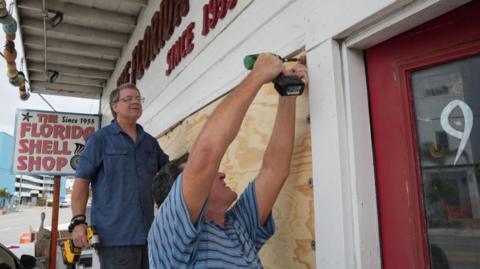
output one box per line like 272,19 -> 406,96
158,62 -> 315,269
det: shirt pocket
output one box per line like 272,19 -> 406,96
104,149 -> 129,174
101,149 -> 130,202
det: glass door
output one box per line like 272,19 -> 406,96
411,56 -> 480,268
366,1 -> 480,268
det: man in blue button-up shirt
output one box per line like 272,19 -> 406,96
71,83 -> 169,269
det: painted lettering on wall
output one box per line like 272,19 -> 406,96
202,0 -> 237,36
117,0 -> 240,83
166,22 -> 195,75
117,0 -> 190,85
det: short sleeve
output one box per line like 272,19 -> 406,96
148,173 -> 206,268
228,182 -> 275,251
156,142 -> 169,169
75,133 -> 103,181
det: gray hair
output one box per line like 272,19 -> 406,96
109,83 -> 140,118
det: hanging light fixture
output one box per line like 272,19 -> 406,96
46,9 -> 63,27
47,69 -> 59,83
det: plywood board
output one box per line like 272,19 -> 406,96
158,62 -> 315,269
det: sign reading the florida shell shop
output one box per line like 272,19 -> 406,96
13,109 -> 100,175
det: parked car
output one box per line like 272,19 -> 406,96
59,201 -> 70,208
0,242 -> 39,269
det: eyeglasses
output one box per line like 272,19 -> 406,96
118,96 -> 145,103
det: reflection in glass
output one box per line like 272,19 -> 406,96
412,55 -> 480,269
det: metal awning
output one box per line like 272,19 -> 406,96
16,0 -> 146,99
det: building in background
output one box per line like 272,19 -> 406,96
14,175 -> 66,206
63,176 -> 75,203
0,132 -> 15,207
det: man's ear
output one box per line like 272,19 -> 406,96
112,103 -> 119,114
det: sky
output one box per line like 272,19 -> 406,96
0,1 -> 99,136
0,83 -> 99,136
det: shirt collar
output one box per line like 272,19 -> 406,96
107,119 -> 123,135
108,119 -> 145,138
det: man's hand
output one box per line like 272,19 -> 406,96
251,53 -> 284,84
71,223 -> 89,248
283,57 -> 308,85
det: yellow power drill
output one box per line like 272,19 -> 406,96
62,226 -> 100,265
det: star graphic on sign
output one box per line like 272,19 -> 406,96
22,112 -> 33,122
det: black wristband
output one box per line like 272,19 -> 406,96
70,214 -> 86,222
68,218 -> 87,233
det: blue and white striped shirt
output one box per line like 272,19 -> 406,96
148,174 -> 275,268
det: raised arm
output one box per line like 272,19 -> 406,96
255,61 -> 308,225
182,54 -> 284,224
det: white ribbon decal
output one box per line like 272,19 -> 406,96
440,100 -> 473,165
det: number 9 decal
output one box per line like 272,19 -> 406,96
440,100 -> 473,165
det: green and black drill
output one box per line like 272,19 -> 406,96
243,54 -> 305,96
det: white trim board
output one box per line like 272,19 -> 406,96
305,1 -> 471,268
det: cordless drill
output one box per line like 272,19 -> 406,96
62,226 -> 100,265
243,54 -> 305,96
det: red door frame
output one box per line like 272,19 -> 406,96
366,2 -> 480,268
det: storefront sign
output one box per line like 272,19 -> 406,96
12,110 -> 100,175
117,0 -> 190,84
201,0 -> 237,35
117,0 -> 240,84
166,22 -> 195,75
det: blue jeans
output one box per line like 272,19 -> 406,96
97,245 -> 148,269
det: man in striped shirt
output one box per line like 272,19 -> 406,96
148,53 -> 308,268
